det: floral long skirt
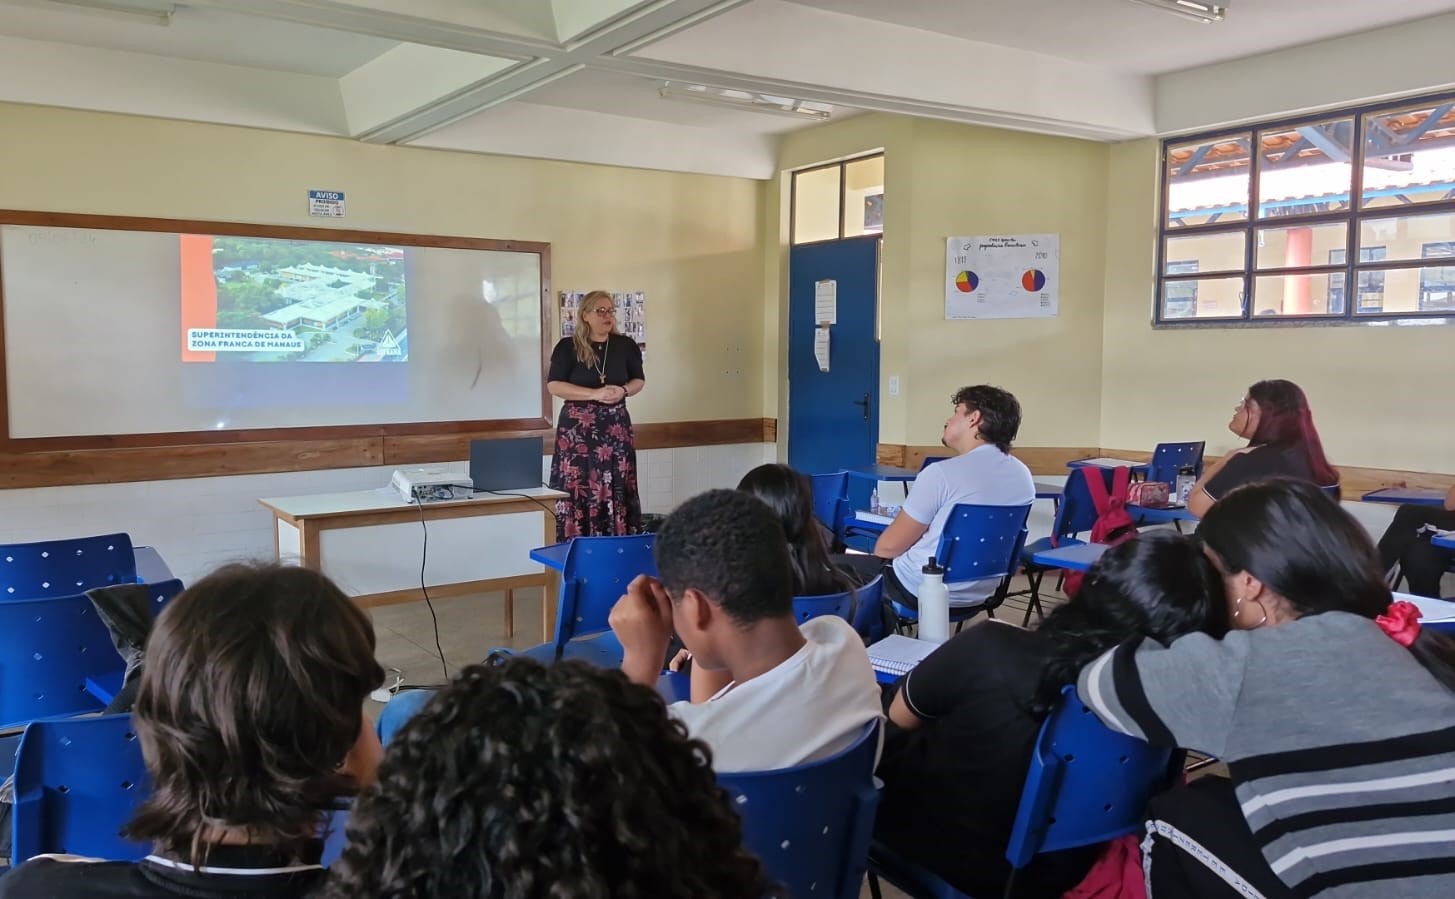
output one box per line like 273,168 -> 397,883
549,400 -> 642,541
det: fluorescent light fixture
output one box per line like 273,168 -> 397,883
658,82 -> 833,121
1126,0 -> 1227,23
47,0 -> 176,25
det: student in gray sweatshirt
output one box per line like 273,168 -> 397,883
1080,478 -> 1455,899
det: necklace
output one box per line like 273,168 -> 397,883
590,337 -> 609,385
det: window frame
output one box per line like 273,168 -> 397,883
1156,90 -> 1455,326
790,152 -> 884,247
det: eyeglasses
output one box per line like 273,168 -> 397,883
589,308 -> 615,316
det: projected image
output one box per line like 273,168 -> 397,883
183,236 -> 408,362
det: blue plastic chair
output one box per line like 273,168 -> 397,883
892,503 -> 1032,631
1145,441 -> 1205,487
868,686 -> 1178,899
11,713 -> 151,862
0,533 -> 137,601
810,471 -> 850,534
720,721 -> 881,899
11,713 -> 356,867
1016,468 -> 1110,625
918,456 -> 948,471
849,574 -> 888,643
0,579 -> 185,730
510,534 -> 655,667
793,588 -> 855,625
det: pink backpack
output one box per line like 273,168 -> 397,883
1063,466 -> 1138,597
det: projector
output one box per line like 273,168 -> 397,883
390,467 -> 474,504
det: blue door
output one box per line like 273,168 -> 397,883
788,236 -> 880,485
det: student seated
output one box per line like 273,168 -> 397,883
0,563 -> 384,899
1186,379 -> 1339,517
738,463 -> 858,597
1081,479 -> 1455,898
610,488 -> 882,772
835,385 -> 1035,611
874,532 -> 1226,897
1376,484 -> 1455,597
323,657 -> 777,898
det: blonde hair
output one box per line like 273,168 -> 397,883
571,290 -> 619,364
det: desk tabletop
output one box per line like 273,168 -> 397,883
1067,457 -> 1150,470
260,486 -> 566,521
1433,533 -> 1455,551
845,464 -> 919,482
1031,542 -> 1108,572
1034,479 -> 1064,499
1361,487 -> 1449,506
1129,503 -> 1199,523
529,542 -> 571,572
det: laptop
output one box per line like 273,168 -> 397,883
469,437 -> 544,494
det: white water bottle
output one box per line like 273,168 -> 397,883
918,556 -> 950,645
870,488 -> 881,515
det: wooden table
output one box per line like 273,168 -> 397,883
260,487 -> 565,641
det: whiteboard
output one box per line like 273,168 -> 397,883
1,223 -> 546,439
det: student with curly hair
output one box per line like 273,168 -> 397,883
0,563 -> 384,899
323,657 -> 777,899
610,488 -> 882,772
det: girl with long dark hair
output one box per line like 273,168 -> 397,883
1080,478 -> 1455,898
874,531 -> 1226,897
1187,378 -> 1339,517
737,463 -> 856,597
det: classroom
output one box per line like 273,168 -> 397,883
1,1 -> 1454,897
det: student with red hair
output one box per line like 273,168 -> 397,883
1186,379 -> 1339,518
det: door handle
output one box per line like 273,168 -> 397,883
852,392 -> 871,422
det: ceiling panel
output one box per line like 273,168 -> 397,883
0,1 -> 396,76
785,0 -> 1455,75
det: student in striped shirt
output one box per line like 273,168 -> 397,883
1079,478 -> 1455,898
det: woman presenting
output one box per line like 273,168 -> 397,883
547,291 -> 645,541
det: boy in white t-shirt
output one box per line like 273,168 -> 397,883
609,489 -> 882,773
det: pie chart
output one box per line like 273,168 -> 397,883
954,271 -> 979,293
1022,269 -> 1047,291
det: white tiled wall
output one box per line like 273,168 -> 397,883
0,442 -> 776,587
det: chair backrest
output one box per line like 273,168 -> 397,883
554,534 -> 657,650
718,721 -> 881,899
935,503 -> 1033,587
918,456 -> 948,471
792,589 -> 855,625
12,713 -> 152,862
1146,441 -> 1206,486
1005,686 -> 1177,870
1051,468 -> 1112,546
809,471 -> 851,543
849,574 -> 886,643
0,579 -> 184,729
0,533 -> 137,601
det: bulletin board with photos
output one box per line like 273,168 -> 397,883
559,290 -> 647,359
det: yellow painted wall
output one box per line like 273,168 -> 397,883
1101,139 -> 1455,471
773,115 -> 1109,448
0,102 -> 765,426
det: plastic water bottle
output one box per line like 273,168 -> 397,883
870,488 -> 881,515
1176,467 -> 1196,506
918,557 -> 950,644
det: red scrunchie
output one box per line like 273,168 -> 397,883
1376,601 -> 1422,648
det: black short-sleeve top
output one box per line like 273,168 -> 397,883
548,335 -> 644,390
1203,443 -> 1334,502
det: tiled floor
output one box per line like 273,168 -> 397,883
363,577 -> 1067,899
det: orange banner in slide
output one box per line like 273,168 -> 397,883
179,234 -> 216,362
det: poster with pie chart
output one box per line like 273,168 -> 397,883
945,234 -> 1059,320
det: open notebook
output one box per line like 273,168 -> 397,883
1403,592 -> 1455,624
868,634 -> 939,678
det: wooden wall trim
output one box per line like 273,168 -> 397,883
0,418 -> 779,488
881,444 -> 1101,475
